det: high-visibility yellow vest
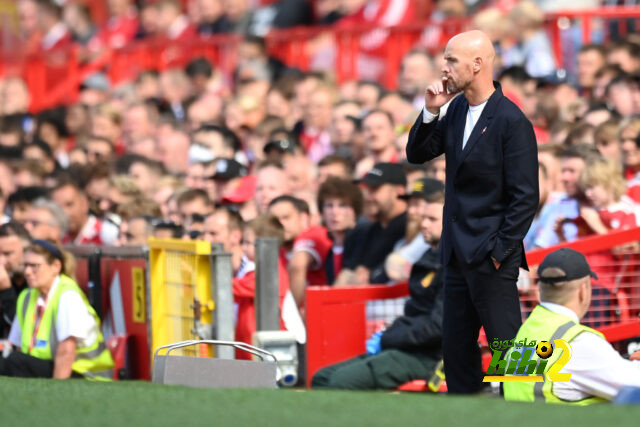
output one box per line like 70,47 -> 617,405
503,305 -> 606,404
16,275 -> 114,380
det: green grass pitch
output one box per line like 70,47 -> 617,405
1,377 -> 639,426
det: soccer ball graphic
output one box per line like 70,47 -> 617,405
536,341 -> 554,359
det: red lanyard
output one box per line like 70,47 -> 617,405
29,300 -> 46,352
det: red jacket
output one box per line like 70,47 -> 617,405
233,260 -> 290,360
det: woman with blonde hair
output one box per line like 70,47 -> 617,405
0,240 -> 113,379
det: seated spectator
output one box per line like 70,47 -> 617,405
196,0 -> 232,36
355,110 -> 400,178
98,0 -> 138,49
155,0 -> 197,42
8,187 -> 49,224
128,155 -> 165,196
0,222 -> 32,338
119,216 -> 155,246
268,196 -> 332,310
220,175 -> 258,222
530,145 -> 600,249
37,0 -> 71,51
176,189 -> 213,225
398,50 -> 436,110
386,177 -> 443,282
577,44 -> 607,97
312,189 -> 444,390
0,240 -> 114,379
298,84 -> 335,163
23,139 -> 58,175
317,154 -> 354,184
284,155 -> 317,194
12,160 -> 47,188
607,41 -> 640,75
504,248 -> 640,403
24,198 -> 68,244
317,177 -> 363,285
210,158 -> 249,204
424,155 -> 446,185
594,119 -> 622,163
153,219 -> 183,239
336,163 -> 407,284
51,180 -> 119,245
606,74 -> 638,118
254,162 -> 290,214
98,175 -> 143,216
85,135 -> 115,166
524,163 -> 562,251
202,208 -> 254,357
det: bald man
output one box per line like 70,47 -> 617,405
406,31 -> 539,394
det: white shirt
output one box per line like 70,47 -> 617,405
9,276 -> 99,350
540,302 -> 640,401
422,98 -> 488,149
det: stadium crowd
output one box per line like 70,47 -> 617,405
1,0 -> 640,387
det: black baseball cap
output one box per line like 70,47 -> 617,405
212,158 -> 248,180
399,177 -> 444,200
358,162 -> 407,187
263,139 -> 295,154
538,248 -> 598,284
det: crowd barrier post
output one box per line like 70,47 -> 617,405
210,248 -> 235,359
256,237 -> 281,332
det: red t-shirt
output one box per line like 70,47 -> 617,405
598,197 -> 640,230
626,173 -> 640,204
290,226 -> 333,286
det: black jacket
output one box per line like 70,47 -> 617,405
406,83 -> 538,268
380,248 -> 443,355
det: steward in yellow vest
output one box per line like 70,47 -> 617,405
504,248 -> 640,403
0,240 -> 113,379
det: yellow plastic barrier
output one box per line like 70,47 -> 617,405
149,238 -> 215,357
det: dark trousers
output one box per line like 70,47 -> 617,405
311,349 -> 438,390
0,351 -> 54,378
442,249 -> 522,394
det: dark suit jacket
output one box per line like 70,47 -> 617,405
406,83 -> 538,269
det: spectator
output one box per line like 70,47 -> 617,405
122,102 -> 158,148
12,160 -> 47,189
378,91 -> 417,132
63,2 -> 97,47
36,109 -> 69,168
337,163 -> 407,284
51,180 -> 119,245
176,188 -> 213,225
8,187 -> 49,224
99,175 -> 143,216
128,155 -> 165,196
317,177 -> 363,285
357,81 -> 385,113
317,155 -> 354,184
594,119 -> 623,163
329,100 -> 362,158
355,110 -> 400,178
24,198 -> 68,244
577,44 -> 607,97
239,214 -> 293,347
0,241 -> 114,379
156,0 -> 197,42
99,0 -> 139,49
191,124 -> 238,162
202,208 -> 255,357
209,158 -> 248,204
36,0 -> 71,51
0,222 -> 32,338
23,140 -> 57,175
621,118 -> 640,180
607,41 -> 640,74
579,157 -> 640,234
85,136 -> 115,166
506,1 -> 556,78
386,177 -> 444,282
593,64 -> 624,103
284,155 -> 317,194
398,50 -> 436,109
530,145 -> 601,249
221,175 -> 258,222
254,162 -> 290,214
299,84 -> 335,163
606,74 -> 638,118
312,189 -> 445,390
524,162 -> 561,251
196,0 -> 232,36
118,215 -> 155,246
268,195 -> 332,309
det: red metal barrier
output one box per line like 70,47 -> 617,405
306,227 -> 640,388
